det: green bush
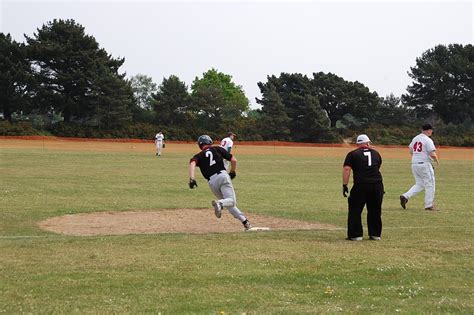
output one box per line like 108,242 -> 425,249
351,122 -> 474,147
348,124 -> 417,145
0,121 -> 40,136
48,122 -> 158,139
434,124 -> 474,146
1,119 -> 472,146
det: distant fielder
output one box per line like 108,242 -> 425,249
400,124 -> 439,211
220,132 -> 236,171
154,131 -> 165,156
188,135 -> 252,231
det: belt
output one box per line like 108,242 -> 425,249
208,170 -> 225,181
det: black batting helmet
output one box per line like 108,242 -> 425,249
197,135 -> 213,149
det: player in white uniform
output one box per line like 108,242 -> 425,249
220,132 -> 235,171
154,131 -> 165,156
400,124 -> 440,210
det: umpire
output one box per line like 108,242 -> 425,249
342,134 -> 384,241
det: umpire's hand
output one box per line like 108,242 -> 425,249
342,184 -> 349,197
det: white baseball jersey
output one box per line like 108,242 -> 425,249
155,133 -> 164,142
409,133 -> 436,163
220,137 -> 234,153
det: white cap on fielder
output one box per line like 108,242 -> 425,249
356,134 -> 371,144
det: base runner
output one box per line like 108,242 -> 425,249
188,135 -> 252,231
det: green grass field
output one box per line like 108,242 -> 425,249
1,143 -> 473,313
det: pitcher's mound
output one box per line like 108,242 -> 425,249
38,209 -> 340,236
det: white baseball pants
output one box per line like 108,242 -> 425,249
208,171 -> 247,222
155,141 -> 163,155
223,160 -> 231,172
403,163 -> 435,208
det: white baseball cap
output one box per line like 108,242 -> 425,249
356,134 -> 371,144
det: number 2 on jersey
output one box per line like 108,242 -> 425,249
363,151 -> 372,166
205,150 -> 216,166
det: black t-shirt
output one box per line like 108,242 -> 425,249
343,146 -> 383,184
190,146 -> 232,180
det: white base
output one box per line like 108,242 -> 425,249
247,227 -> 270,231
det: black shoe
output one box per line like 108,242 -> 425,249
400,195 -> 408,209
244,221 -> 253,231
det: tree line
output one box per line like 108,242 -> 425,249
1,19 -> 473,145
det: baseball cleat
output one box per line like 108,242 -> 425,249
400,195 -> 408,209
346,237 -> 363,241
212,200 -> 222,218
425,207 -> 438,211
243,221 -> 252,231
369,236 -> 381,240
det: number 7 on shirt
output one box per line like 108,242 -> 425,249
364,151 -> 372,166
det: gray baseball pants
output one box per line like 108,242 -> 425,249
208,171 -> 247,222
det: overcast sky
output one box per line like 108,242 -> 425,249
1,0 -> 472,108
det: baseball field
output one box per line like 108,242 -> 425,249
1,137 -> 473,313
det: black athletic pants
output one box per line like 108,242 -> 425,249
347,182 -> 384,239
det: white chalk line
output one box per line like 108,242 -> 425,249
0,225 -> 469,239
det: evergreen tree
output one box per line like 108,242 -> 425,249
257,84 -> 291,140
26,19 -> 131,125
152,75 -> 190,127
0,33 -> 32,120
299,94 -> 332,142
190,85 -> 226,135
258,73 -> 332,141
374,93 -> 414,126
311,72 -> 379,127
93,69 -> 133,129
403,44 -> 474,124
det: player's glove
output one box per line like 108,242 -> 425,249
342,184 -> 349,197
162,143 -> 165,148
229,171 -> 236,179
189,178 -> 198,189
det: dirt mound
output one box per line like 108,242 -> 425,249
38,209 -> 340,236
